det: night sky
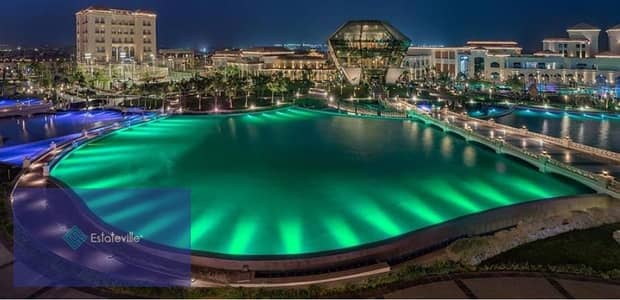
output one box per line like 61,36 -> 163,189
1,0 -> 619,52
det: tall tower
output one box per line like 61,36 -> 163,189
608,25 -> 620,54
567,23 -> 601,56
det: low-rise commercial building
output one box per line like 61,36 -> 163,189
159,49 -> 195,71
210,47 -> 334,81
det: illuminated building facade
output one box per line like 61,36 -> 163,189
210,47 -> 334,81
76,6 -> 157,64
327,20 -> 411,85
401,23 -> 620,93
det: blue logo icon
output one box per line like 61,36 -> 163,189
63,226 -> 88,250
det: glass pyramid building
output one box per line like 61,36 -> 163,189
328,20 -> 411,85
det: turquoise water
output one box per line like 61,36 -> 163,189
51,108 -> 591,256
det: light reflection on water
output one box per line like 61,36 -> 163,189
496,109 -> 620,152
0,110 -> 126,147
51,109 -> 592,255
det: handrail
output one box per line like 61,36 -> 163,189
328,102 -> 408,119
449,111 -> 620,162
407,108 -> 620,197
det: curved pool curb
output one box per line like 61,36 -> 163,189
7,113 -> 192,287
9,108 -> 612,284
188,193 -> 612,274
10,153 -> 613,279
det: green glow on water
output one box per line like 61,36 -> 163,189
51,108 -> 592,256
324,217 -> 361,248
355,200 -> 402,236
279,218 -> 303,254
228,218 -> 258,255
396,194 -> 445,225
426,181 -> 481,213
463,181 -> 512,206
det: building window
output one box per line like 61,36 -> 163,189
474,57 -> 485,75
490,62 -> 500,68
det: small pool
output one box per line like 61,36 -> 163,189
0,110 -> 135,165
495,108 -> 620,152
51,108 -> 591,256
0,110 -> 126,147
0,98 -> 43,108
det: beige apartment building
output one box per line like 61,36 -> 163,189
76,6 -> 157,64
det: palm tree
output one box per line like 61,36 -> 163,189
158,82 -> 170,112
242,78 -> 254,108
167,82 -> 179,110
266,81 -> 278,105
225,86 -> 236,109
278,76 -> 290,102
178,80 -> 193,110
253,74 -> 269,100
223,67 -> 242,109
266,75 -> 279,105
506,75 -> 524,96
207,72 -> 225,111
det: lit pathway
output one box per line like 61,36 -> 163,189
7,114 -> 200,291
404,106 -> 620,198
443,110 -> 620,178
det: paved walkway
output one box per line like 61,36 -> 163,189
384,273 -> 620,299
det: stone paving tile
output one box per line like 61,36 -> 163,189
35,288 -> 101,299
463,277 -> 565,299
0,264 -> 45,299
0,241 -> 13,266
557,279 -> 620,299
384,281 -> 468,299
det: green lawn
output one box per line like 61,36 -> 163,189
483,223 -> 620,272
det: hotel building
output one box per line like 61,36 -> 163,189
401,23 -> 620,91
403,41 -> 522,82
209,20 -> 620,92
76,6 -> 157,64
